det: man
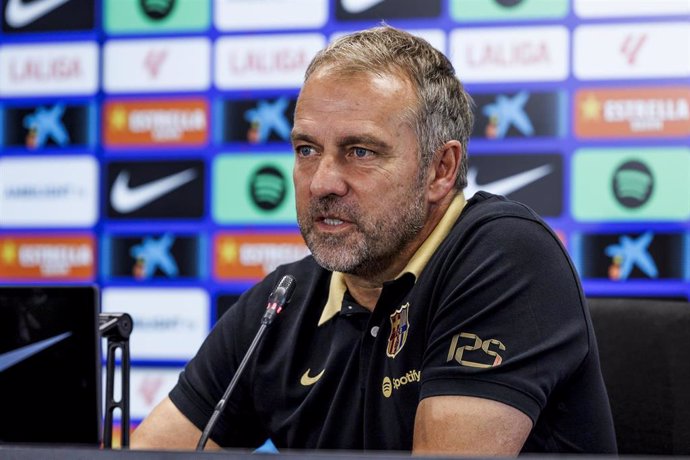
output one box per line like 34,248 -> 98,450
132,26 -> 617,455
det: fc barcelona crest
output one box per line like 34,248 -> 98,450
387,303 -> 410,358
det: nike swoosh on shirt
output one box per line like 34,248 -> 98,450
465,164 -> 554,198
0,331 -> 71,373
5,0 -> 70,28
300,368 -> 325,386
341,0 -> 385,14
110,168 -> 197,214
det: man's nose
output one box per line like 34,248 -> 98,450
310,154 -> 348,198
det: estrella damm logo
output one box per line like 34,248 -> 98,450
446,332 -> 506,368
214,232 -> 310,281
0,234 -> 95,280
386,303 -> 410,358
575,87 -> 690,139
103,98 -> 209,147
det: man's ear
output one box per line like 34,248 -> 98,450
427,140 -> 462,204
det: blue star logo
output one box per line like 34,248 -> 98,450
482,91 -> 534,139
23,104 -> 70,148
244,97 -> 291,143
604,231 -> 658,280
130,233 -> 178,279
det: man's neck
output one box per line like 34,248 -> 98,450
342,276 -> 384,311
343,194 -> 455,311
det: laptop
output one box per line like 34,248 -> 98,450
0,286 -> 101,445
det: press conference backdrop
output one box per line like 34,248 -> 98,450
0,0 -> 689,425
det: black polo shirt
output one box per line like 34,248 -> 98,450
169,192 -> 617,453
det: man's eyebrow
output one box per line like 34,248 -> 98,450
338,135 -> 391,151
290,132 -> 391,151
290,131 -> 316,144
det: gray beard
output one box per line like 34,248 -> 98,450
298,187 -> 427,279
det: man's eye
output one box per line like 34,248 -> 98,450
353,147 -> 372,158
297,146 -> 314,157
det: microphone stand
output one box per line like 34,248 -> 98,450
196,274 -> 295,451
100,312 -> 133,449
195,322 -> 269,451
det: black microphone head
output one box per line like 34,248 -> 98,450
263,275 -> 297,325
275,274 -> 296,303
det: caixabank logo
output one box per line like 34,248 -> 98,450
213,153 -> 296,225
465,153 -> 563,217
572,231 -> 686,281
572,147 -> 690,222
104,0 -> 210,34
471,91 -> 565,140
217,96 -> 297,144
1,0 -> 94,33
2,102 -> 95,150
102,232 -> 205,281
106,159 -> 205,220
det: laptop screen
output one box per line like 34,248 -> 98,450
0,286 -> 100,445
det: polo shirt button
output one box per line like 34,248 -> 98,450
370,326 -> 379,337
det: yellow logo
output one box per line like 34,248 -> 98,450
300,368 -> 324,386
447,332 -> 506,368
382,377 -> 393,398
381,370 -> 420,398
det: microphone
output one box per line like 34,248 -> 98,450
196,275 -> 296,451
262,274 -> 296,326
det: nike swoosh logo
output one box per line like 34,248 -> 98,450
0,331 -> 71,373
465,164 -> 553,198
341,0 -> 385,13
5,0 -> 70,28
300,368 -> 324,386
110,168 -> 197,214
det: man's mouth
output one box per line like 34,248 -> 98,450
322,217 -> 344,226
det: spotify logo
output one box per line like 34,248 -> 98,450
250,166 -> 287,211
382,377 -> 393,398
140,0 -> 176,20
381,370 -> 420,398
612,160 -> 654,208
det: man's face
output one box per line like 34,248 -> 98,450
291,70 -> 430,278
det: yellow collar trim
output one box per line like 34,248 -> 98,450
317,193 -> 467,326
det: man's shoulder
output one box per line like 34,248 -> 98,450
460,191 -> 541,224
444,191 -> 561,249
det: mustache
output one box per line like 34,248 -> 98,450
308,196 -> 359,221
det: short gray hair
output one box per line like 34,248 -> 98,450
304,26 -> 474,190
